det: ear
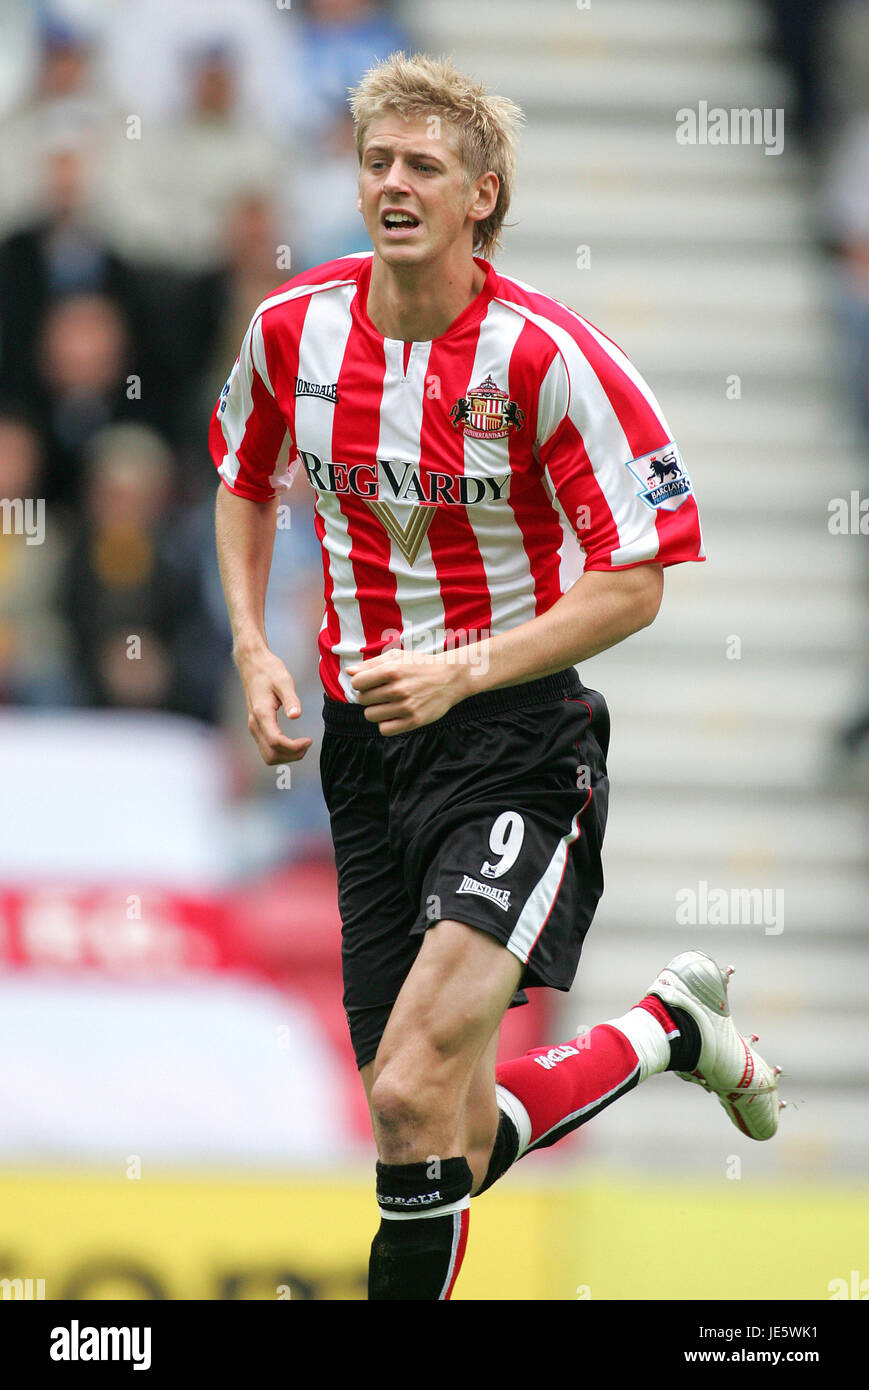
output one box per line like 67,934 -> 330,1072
467,171 -> 499,225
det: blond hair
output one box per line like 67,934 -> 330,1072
348,52 -> 524,260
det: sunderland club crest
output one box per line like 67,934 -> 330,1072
450,374 -> 525,440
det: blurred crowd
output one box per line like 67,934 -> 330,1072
0,0 -> 410,852
2,0 -> 867,843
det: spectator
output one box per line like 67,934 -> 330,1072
0,409 -> 77,705
174,191 -> 291,479
822,113 -> 869,758
823,113 -> 869,439
0,14 -> 110,230
0,133 -> 137,418
101,40 -> 286,274
30,291 -> 144,512
275,3 -> 411,266
98,0 -> 296,135
56,423 -> 230,722
279,1 -> 410,142
762,0 -> 840,155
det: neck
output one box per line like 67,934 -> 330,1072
366,249 -> 485,342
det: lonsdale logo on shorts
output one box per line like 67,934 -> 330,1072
456,874 -> 511,912
298,450 -> 510,564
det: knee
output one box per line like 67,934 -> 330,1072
369,1067 -> 427,1139
370,1035 -> 464,1146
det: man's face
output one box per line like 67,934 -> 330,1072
357,114 -> 494,267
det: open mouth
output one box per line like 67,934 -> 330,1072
382,211 -> 420,232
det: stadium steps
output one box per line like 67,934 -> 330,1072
402,0 -> 869,1173
407,52 -> 789,123
672,445 -> 861,518
504,255 -> 835,334
506,187 -> 811,249
592,867 -> 869,938
517,120 -> 802,186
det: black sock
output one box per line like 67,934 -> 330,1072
368,1157 -> 472,1300
474,1109 -> 520,1196
652,997 -> 702,1072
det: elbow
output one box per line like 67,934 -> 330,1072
634,564 -> 664,631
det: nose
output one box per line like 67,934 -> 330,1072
382,157 -> 411,194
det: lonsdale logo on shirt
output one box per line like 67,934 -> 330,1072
295,376 -> 339,403
298,450 -> 510,564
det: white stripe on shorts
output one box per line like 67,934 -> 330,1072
505,788 -> 592,966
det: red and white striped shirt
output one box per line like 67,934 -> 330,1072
210,252 -> 704,702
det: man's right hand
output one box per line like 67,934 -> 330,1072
235,646 -> 312,766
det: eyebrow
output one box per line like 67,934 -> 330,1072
363,144 -> 447,165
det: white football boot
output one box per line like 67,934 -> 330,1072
650,950 -> 783,1141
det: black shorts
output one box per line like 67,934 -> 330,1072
320,668 -> 610,1069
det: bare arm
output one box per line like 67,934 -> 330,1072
348,564 -> 664,734
214,483 -> 312,764
459,563 -> 664,691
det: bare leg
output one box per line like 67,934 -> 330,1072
361,919 -> 521,1172
361,1027 -> 502,1192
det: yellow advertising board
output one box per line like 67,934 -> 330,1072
0,1168 -> 865,1301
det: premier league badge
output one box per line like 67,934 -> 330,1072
626,444 -> 693,510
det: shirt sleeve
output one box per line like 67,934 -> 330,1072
535,317 -> 705,570
209,310 -> 296,503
